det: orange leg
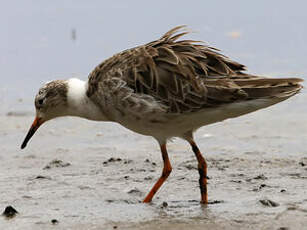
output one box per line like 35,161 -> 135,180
189,140 -> 208,204
143,144 -> 172,203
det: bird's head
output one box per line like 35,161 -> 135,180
21,80 -> 68,149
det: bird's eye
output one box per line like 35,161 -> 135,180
38,98 -> 44,105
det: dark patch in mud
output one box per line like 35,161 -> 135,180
43,159 -> 71,170
103,157 -> 122,164
144,159 -> 157,166
103,157 -> 133,165
144,176 -> 153,180
230,179 -> 242,183
161,201 -> 168,208
208,200 -> 224,205
252,184 -> 268,192
299,157 -> 307,167
253,174 -> 268,180
34,175 -> 52,180
208,158 -> 230,171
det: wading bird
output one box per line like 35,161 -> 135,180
21,26 -> 303,204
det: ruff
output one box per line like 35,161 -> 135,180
21,26 -> 303,204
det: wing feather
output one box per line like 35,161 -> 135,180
87,26 -> 303,114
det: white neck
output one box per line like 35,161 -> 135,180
66,78 -> 108,121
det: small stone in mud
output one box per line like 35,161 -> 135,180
278,227 -> 289,230
280,189 -> 286,193
299,161 -> 305,167
43,159 -> 71,170
259,199 -> 279,207
113,226 -> 118,229
161,201 -> 168,208
124,176 -> 129,179
2,206 -> 18,218
51,219 -> 59,224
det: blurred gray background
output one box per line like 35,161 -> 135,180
1,0 -> 306,114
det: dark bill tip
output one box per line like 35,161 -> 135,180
21,117 -> 43,149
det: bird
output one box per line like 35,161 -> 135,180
21,26 -> 303,204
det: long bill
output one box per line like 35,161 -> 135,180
21,117 -> 44,149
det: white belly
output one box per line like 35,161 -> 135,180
115,97 -> 287,140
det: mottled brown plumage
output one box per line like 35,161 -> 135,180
87,25 -> 302,114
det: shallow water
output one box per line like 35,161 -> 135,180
1,1 -> 307,229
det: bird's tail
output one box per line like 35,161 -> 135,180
234,77 -> 303,100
